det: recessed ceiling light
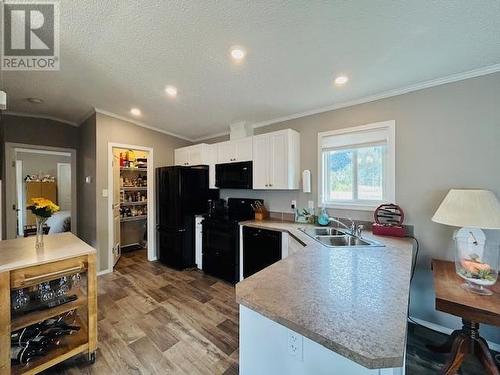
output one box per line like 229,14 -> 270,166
27,97 -> 43,104
230,46 -> 246,62
165,85 -> 178,98
130,108 -> 141,116
334,75 -> 349,86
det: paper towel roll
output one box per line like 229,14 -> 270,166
302,170 -> 311,193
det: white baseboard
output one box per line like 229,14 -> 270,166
409,316 -> 500,352
97,268 -> 112,276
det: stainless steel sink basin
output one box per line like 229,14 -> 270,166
315,235 -> 373,247
310,227 -> 345,236
298,227 -> 384,248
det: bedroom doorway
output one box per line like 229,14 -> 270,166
5,143 -> 77,240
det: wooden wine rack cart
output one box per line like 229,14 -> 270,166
0,233 -> 97,374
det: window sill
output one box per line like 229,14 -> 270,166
320,202 -> 381,211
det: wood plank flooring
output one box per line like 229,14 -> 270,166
43,249 -> 239,375
41,249 -> 498,374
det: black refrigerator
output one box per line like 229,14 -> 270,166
156,165 -> 209,270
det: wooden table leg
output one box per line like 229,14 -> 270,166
87,253 -> 98,363
0,272 -> 11,375
427,329 -> 461,353
476,337 -> 500,375
439,333 -> 469,375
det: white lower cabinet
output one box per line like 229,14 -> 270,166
195,216 -> 203,269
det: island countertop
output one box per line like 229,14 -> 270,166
0,232 -> 96,273
235,220 -> 414,369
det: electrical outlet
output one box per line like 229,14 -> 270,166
291,200 -> 297,209
308,200 -> 314,210
288,330 -> 303,361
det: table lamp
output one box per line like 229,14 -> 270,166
432,189 -> 500,295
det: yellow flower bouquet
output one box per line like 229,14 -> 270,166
27,198 -> 60,249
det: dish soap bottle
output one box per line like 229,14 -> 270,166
317,208 -> 329,226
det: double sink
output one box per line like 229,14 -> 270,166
299,226 -> 384,248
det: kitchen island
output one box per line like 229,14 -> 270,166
0,232 -> 97,375
236,220 -> 414,375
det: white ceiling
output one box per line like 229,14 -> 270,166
3,0 -> 500,141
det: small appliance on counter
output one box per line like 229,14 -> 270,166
372,203 -> 407,237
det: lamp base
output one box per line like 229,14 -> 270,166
461,282 -> 493,296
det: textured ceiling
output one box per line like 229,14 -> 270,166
3,0 -> 500,140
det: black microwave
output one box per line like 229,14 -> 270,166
215,161 -> 253,189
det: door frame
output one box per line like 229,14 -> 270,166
56,162 -> 72,211
15,160 -> 23,236
107,142 -> 155,272
4,143 -> 77,239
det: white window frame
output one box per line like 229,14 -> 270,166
317,120 -> 395,211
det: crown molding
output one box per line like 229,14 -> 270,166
3,111 -> 78,127
5,63 -> 500,143
94,108 -> 193,142
251,63 -> 500,130
191,130 -> 231,143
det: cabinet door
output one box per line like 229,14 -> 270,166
174,148 -> 189,166
217,141 -> 236,163
188,145 -> 203,165
269,132 -> 288,189
234,137 -> 253,162
252,135 -> 269,189
207,144 -> 218,189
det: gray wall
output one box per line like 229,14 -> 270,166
17,152 -> 71,179
207,72 -> 500,344
77,114 -> 97,248
95,113 -> 191,271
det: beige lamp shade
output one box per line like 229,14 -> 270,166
432,189 -> 500,229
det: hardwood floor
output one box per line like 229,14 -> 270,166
42,249 -> 498,375
44,249 -> 239,375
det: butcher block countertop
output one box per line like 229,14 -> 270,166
236,219 -> 414,369
0,232 -> 96,273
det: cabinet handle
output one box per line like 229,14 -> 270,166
23,265 -> 85,284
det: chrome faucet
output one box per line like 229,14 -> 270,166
328,216 -> 363,238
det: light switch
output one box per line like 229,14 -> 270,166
102,189 -> 108,197
85,176 -> 92,184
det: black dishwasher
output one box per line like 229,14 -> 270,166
243,226 -> 282,278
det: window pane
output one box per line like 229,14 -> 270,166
357,145 -> 385,201
325,150 -> 353,201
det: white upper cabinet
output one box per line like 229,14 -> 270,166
252,135 -> 270,189
174,144 -> 210,166
217,137 -> 253,164
174,143 -> 218,188
175,129 -> 300,190
174,147 -> 189,166
252,129 -> 300,190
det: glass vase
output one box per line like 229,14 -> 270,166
455,237 -> 499,295
35,216 -> 47,249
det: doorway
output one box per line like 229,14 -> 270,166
5,143 -> 77,239
107,143 -> 155,272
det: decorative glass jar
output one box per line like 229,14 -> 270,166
455,231 -> 499,295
